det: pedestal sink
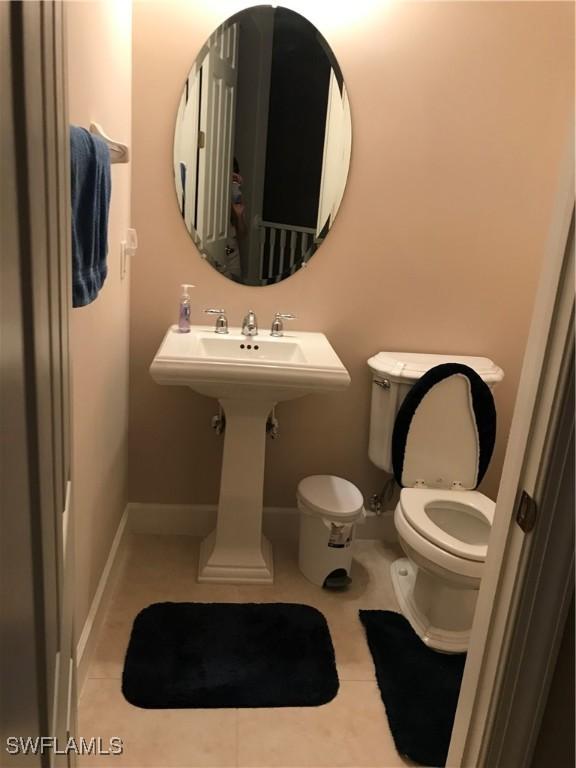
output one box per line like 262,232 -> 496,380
150,325 -> 351,584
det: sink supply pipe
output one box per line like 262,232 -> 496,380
266,408 -> 279,439
211,406 -> 225,435
369,476 -> 397,515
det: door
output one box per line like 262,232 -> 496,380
41,5 -> 77,760
447,139 -> 574,766
0,3 -> 76,764
316,71 -> 352,238
173,61 -> 201,237
197,22 -> 238,265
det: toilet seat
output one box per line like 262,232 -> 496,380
394,501 -> 484,581
399,488 -> 494,562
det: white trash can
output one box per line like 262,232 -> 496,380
297,475 -> 365,588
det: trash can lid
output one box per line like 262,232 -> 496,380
297,475 -> 364,521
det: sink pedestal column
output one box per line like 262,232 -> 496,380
198,397 -> 275,584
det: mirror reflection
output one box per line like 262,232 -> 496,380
173,6 -> 352,286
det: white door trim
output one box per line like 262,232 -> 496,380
1,2 -> 76,760
485,340 -> 574,767
448,132 -> 575,766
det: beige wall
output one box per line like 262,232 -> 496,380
129,2 -> 573,510
67,0 -> 132,637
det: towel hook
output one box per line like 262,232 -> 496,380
89,122 -> 129,164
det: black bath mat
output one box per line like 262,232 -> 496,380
122,602 -> 339,708
359,610 -> 466,767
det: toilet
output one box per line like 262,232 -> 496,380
367,352 -> 504,652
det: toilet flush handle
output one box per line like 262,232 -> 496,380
374,378 -> 391,389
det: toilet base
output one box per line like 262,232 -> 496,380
391,558 -> 475,653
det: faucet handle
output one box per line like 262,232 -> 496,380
270,312 -> 296,337
204,308 -> 228,334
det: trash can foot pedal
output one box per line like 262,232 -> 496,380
323,568 -> 352,590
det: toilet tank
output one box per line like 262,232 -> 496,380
367,352 -> 504,473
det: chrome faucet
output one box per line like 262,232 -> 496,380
204,308 -> 228,334
270,313 -> 296,337
241,309 -> 258,336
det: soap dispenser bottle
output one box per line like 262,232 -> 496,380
178,283 -> 195,333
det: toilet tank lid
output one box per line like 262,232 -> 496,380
367,352 -> 504,384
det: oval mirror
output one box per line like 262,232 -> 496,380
173,5 -> 352,286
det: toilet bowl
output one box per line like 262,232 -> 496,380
367,352 -> 504,652
391,488 -> 494,652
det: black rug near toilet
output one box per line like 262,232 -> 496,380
122,602 -> 339,708
359,610 -> 466,767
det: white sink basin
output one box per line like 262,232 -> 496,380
150,323 -> 351,586
200,335 -> 305,363
150,325 -> 351,400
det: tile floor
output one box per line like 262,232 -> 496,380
79,534 -> 416,767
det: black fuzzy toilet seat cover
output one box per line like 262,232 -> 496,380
391,363 -> 497,489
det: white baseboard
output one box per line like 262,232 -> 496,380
76,507 -> 130,695
127,502 -> 393,541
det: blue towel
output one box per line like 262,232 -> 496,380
70,126 -> 111,307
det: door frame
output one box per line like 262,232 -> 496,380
447,133 -> 575,766
486,327 -> 573,767
1,2 -> 76,764
197,21 -> 238,266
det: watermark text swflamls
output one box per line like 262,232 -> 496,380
6,736 -> 123,756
